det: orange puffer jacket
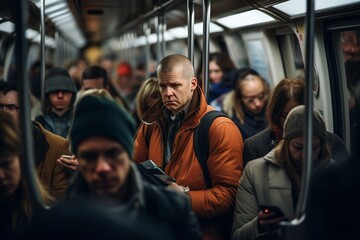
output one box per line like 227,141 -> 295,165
134,87 -> 244,240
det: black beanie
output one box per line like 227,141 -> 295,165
70,95 -> 136,156
45,67 -> 77,94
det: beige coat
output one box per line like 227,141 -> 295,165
34,121 -> 70,201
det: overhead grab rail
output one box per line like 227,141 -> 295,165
108,0 -> 184,40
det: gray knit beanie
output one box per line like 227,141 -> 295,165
283,105 -> 327,140
45,67 -> 77,94
70,95 -> 136,155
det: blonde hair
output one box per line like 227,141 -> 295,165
0,111 -> 54,233
135,77 -> 160,119
222,73 -> 270,124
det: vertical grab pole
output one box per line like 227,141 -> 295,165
202,0 -> 211,99
40,0 -> 46,105
187,0 -> 195,65
144,23 -> 151,78
160,15 -> 166,59
14,0 -> 46,210
296,0 -> 315,217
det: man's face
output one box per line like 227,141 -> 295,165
77,137 -> 131,197
48,91 -> 73,112
82,78 -> 104,91
158,66 -> 197,115
0,90 -> 19,124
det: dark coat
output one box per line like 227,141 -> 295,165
57,163 -> 202,240
243,127 -> 350,166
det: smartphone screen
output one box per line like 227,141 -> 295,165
259,205 -> 285,218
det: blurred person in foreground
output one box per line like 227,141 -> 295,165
0,111 -> 53,239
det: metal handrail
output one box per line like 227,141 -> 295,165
202,0 -> 211,99
14,0 -> 46,210
296,0 -> 315,218
187,0 -> 195,65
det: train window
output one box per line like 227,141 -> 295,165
339,30 -> 360,154
277,33 -> 304,80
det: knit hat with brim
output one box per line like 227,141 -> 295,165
45,67 -> 77,94
283,105 -> 327,141
70,95 -> 136,155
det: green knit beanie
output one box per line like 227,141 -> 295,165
283,105 -> 327,141
70,95 -> 136,155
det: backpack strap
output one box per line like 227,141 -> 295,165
194,110 -> 228,188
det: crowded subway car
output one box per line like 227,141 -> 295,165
0,0 -> 359,239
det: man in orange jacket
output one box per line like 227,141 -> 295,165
134,54 -> 244,240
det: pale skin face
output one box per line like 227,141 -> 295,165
158,65 -> 197,115
48,90 -> 73,116
77,137 -> 131,199
0,155 -> 21,197
209,61 -> 223,84
240,76 -> 267,115
0,91 -> 19,124
289,136 -> 322,169
82,78 -> 105,91
279,100 -> 300,130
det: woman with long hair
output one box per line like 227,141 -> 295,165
0,111 -> 53,239
231,105 -> 332,240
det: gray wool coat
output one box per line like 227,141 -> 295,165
231,149 -> 335,240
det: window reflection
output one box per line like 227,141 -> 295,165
340,30 -> 360,155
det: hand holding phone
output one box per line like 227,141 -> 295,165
259,205 -> 285,219
258,205 -> 287,233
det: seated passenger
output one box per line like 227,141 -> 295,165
66,95 -> 202,239
35,67 -> 77,138
0,80 -> 70,201
0,111 -> 53,239
243,78 -> 349,166
231,105 -> 334,240
217,68 -> 270,140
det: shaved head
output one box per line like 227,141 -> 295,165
157,54 -> 194,80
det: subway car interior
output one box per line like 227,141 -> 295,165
1,0 -> 360,239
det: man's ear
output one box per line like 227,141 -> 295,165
190,77 -> 197,91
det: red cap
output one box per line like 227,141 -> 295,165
117,62 -> 132,76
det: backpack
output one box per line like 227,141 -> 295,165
194,110 -> 228,188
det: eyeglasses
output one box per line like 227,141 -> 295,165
242,92 -> 267,105
0,104 -> 20,113
77,147 -> 124,166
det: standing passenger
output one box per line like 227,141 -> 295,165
0,111 -> 53,239
133,77 -> 161,126
134,54 -> 243,240
65,95 -> 202,239
208,52 -> 236,102
219,68 -> 270,140
243,78 -> 349,165
232,105 -> 333,240
0,80 -> 70,201
35,67 -> 77,138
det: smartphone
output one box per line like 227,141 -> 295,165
61,155 -> 73,160
259,205 -> 285,218
139,160 -> 176,183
